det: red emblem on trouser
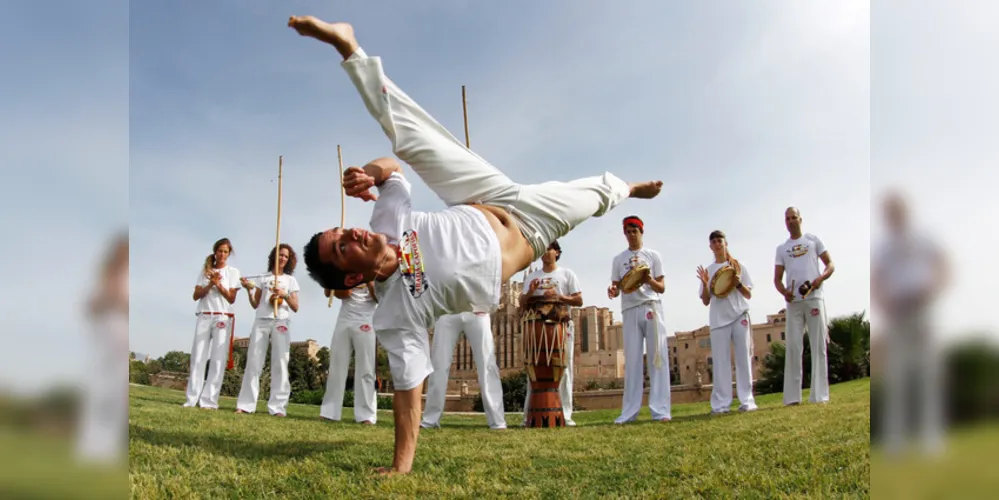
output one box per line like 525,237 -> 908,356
276,325 -> 288,333
360,324 -> 371,332
810,308 -> 819,316
741,319 -> 748,326
216,322 -> 226,328
646,311 -> 654,320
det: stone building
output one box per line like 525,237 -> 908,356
231,337 -> 323,362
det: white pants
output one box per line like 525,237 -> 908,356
185,313 -> 233,409
882,310 -> 944,455
783,298 -> 830,405
236,317 -> 292,415
709,312 -> 757,412
342,49 -> 633,261
76,311 -> 128,464
523,322 -> 575,424
321,318 -> 378,423
422,312 -> 506,429
616,302 -> 672,423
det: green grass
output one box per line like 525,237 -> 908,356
130,379 -> 870,498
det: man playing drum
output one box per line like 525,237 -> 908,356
519,240 -> 582,427
773,207 -> 835,406
291,15 -> 663,474
607,216 -> 672,424
696,230 -> 758,414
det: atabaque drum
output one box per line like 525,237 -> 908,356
522,295 -> 570,428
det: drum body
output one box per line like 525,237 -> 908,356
522,296 -> 570,428
620,263 -> 650,294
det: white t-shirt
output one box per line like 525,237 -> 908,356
611,247 -> 664,311
369,173 -> 503,333
872,230 -> 942,303
194,265 -> 240,314
336,283 -> 378,324
248,274 -> 300,320
775,234 -> 828,301
524,266 -> 582,299
699,261 -> 753,329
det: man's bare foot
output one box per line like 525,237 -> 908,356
287,16 -> 359,60
373,466 -> 403,476
629,181 -> 663,199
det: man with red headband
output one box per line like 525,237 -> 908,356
290,16 -> 663,475
607,215 -> 672,423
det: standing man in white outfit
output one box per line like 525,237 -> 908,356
774,207 -> 836,406
185,237 -> 241,410
696,230 -> 758,414
291,16 -> 662,474
520,240 -> 582,426
421,311 -> 506,429
608,216 -> 672,424
321,281 -> 379,425
235,243 -> 301,416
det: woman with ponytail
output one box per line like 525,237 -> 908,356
185,237 -> 241,409
696,230 -> 758,414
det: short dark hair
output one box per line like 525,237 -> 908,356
709,230 -> 726,241
303,231 -> 350,290
548,240 -> 562,261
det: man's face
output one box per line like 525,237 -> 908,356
624,225 -> 642,246
541,247 -> 558,265
709,236 -> 726,254
317,227 -> 388,275
784,208 -> 801,233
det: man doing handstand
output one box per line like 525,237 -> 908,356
290,15 -> 663,475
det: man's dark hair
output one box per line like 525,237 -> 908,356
548,240 -> 562,261
709,230 -> 726,241
303,231 -> 350,290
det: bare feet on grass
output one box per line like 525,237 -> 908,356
629,181 -> 663,199
287,16 -> 359,60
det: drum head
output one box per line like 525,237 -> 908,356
710,266 -> 737,298
620,263 -> 650,294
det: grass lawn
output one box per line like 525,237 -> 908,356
129,379 -> 870,498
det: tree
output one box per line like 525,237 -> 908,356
159,351 -> 191,373
827,311 -> 870,381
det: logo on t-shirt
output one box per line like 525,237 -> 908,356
539,278 -> 557,290
397,230 -> 430,298
788,244 -> 809,258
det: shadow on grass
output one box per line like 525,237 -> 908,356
129,423 -> 372,471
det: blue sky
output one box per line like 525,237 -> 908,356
127,0 -> 872,363
1,1 -> 907,394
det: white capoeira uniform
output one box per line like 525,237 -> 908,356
776,234 -> 831,405
235,273 -> 300,415
422,312 -> 506,429
520,266 -> 582,426
611,248 -> 672,423
873,230 -> 945,454
321,284 -> 379,423
700,262 -> 758,413
341,47 -> 632,392
185,265 -> 241,409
